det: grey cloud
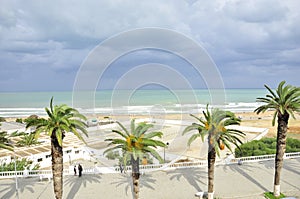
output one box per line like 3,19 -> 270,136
0,0 -> 299,91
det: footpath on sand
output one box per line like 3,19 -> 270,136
0,158 -> 299,199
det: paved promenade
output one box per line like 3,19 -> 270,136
0,158 -> 299,199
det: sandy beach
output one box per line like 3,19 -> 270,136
90,110 -> 300,140
1,111 -> 300,198
3,110 -> 300,167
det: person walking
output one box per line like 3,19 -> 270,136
74,165 -> 77,176
78,164 -> 83,177
119,163 -> 124,173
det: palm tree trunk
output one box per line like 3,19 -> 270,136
208,140 -> 216,199
131,156 -> 140,199
51,134 -> 63,199
274,112 -> 289,197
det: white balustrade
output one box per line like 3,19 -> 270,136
1,152 -> 299,179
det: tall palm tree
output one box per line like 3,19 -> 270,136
26,97 -> 88,199
255,81 -> 300,197
104,119 -> 165,199
0,131 -> 13,151
183,105 -> 245,199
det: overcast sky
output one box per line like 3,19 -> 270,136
1,0 -> 300,92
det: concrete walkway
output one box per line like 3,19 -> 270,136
0,158 -> 299,199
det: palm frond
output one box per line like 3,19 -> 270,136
116,121 -> 130,136
189,114 -> 202,123
130,119 -> 136,134
136,123 -> 154,136
144,131 -> 163,139
142,139 -> 165,148
103,145 -> 124,155
111,129 -> 128,139
50,97 -> 54,113
143,146 -> 164,163
182,123 -> 203,135
56,129 -> 63,146
104,138 -> 127,145
187,133 -> 201,146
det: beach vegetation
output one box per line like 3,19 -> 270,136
0,158 -> 39,171
104,119 -> 165,199
24,114 -> 40,125
0,131 -> 13,151
255,81 -> 300,197
183,105 -> 245,199
16,132 -> 40,147
0,117 -> 6,122
9,131 -> 26,137
15,118 -> 23,123
26,97 -> 88,199
235,137 -> 300,157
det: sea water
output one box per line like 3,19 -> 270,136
0,89 -> 268,117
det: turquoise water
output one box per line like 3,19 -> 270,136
0,89 -> 268,117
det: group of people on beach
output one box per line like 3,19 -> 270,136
74,164 -> 83,177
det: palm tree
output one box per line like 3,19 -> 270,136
255,81 -> 300,196
104,119 -> 165,199
183,105 -> 245,199
0,131 -> 13,151
26,97 -> 88,199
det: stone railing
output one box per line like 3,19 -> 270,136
1,152 -> 299,178
228,152 -> 300,164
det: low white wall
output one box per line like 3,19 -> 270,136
24,146 -> 92,169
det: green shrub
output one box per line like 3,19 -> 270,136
0,158 -> 40,171
287,138 -> 300,149
235,137 -> 300,157
15,118 -> 23,123
0,117 -> 6,122
265,148 -> 276,154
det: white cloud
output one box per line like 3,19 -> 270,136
0,0 -> 299,91
224,0 -> 288,23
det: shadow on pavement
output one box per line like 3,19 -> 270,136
167,167 -> 207,192
222,163 -> 269,192
111,173 -> 156,199
64,174 -> 101,199
283,160 -> 300,176
0,177 -> 40,199
258,159 -> 300,191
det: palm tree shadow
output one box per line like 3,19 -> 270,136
167,168 -> 207,192
258,159 -> 274,170
223,163 -> 269,192
258,158 -> 300,191
111,174 -> 132,197
0,177 -> 39,199
111,173 -> 156,198
64,174 -> 102,199
282,161 -> 300,190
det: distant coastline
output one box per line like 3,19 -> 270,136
0,89 -> 268,118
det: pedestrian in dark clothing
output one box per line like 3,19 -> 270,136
119,163 -> 124,173
74,165 -> 77,176
78,164 -> 83,177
